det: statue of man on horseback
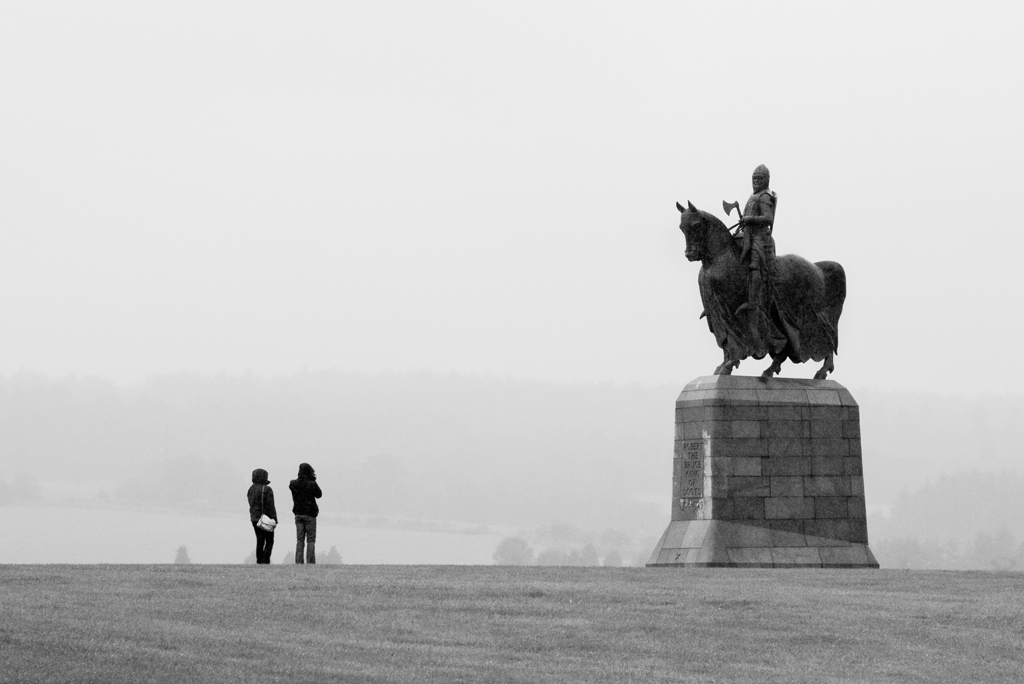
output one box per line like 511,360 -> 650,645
676,165 -> 846,380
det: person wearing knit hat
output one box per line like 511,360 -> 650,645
247,468 -> 278,564
289,463 -> 323,564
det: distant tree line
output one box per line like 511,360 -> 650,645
872,529 -> 1024,571
242,545 -> 344,565
0,474 -> 42,505
0,372 -> 670,539
869,471 -> 1024,570
492,533 -> 641,567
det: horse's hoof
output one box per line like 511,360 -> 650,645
714,363 -> 735,376
813,371 -> 828,380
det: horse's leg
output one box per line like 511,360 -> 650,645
714,359 -> 739,375
714,350 -> 740,375
760,352 -> 786,380
813,352 -> 835,380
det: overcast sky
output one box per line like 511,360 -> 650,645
2,2 -> 1022,395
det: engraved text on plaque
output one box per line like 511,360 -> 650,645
676,439 -> 705,519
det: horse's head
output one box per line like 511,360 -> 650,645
676,200 -> 709,262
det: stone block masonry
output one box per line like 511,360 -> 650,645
648,376 -> 878,568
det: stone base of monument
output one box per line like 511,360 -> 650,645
646,376 -> 878,568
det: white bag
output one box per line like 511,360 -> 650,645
256,485 -> 277,531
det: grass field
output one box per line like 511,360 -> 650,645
1,565 -> 1021,683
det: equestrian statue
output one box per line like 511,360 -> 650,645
676,164 -> 845,379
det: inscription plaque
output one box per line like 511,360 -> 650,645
679,439 -> 704,497
676,439 -> 705,519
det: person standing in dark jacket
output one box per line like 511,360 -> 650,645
289,463 -> 322,564
247,468 -> 278,564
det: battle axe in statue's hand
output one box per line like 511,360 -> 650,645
722,200 -> 742,232
723,200 -> 751,263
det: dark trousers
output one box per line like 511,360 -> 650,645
295,514 -> 317,564
252,521 -> 275,564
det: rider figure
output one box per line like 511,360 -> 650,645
735,164 -> 777,315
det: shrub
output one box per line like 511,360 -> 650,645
493,537 -> 535,566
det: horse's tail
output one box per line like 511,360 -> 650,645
815,261 -> 846,353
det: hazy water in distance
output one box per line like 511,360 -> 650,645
0,506 -> 505,565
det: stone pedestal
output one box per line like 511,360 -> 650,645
647,376 -> 878,568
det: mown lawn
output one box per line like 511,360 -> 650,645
1,565 -> 1021,683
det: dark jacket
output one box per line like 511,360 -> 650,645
247,484 -> 278,523
290,477 -> 322,517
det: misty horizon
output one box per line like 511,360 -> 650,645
2,369 -> 1023,568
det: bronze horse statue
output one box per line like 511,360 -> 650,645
676,200 -> 845,379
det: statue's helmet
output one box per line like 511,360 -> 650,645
752,164 -> 770,180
